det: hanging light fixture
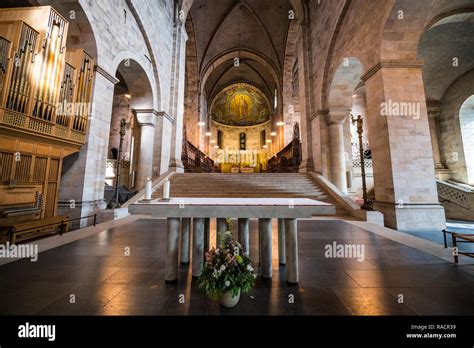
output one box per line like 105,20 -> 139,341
205,131 -> 212,136
270,131 -> 277,136
198,121 -> 205,127
276,121 -> 284,126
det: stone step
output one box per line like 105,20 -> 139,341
152,173 -> 347,214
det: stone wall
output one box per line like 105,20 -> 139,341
59,0 -> 178,224
209,121 -> 272,157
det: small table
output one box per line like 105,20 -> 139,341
129,197 -> 335,283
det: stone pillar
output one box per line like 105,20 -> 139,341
328,109 -> 348,193
204,218 -> 210,253
216,218 -> 227,247
343,115 -> 353,191
180,218 -> 191,264
58,66 -> 118,227
238,218 -> 250,255
361,61 -> 446,232
297,21 -> 315,172
284,218 -> 298,284
153,111 -> 174,176
258,218 -> 272,279
311,109 -> 330,177
192,218 -> 204,277
135,110 -> 156,190
427,102 -> 451,181
427,104 -> 443,168
277,218 -> 286,265
168,23 -> 188,173
165,217 -> 180,282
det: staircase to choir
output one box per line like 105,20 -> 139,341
153,173 -> 350,216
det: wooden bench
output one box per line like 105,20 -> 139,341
451,233 -> 474,263
1,216 -> 68,244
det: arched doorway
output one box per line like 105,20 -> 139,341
327,57 -> 367,195
106,58 -> 155,207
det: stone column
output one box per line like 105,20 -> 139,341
328,109 -> 348,193
168,23 -> 188,173
343,116 -> 353,191
165,217 -> 180,282
58,66 -> 118,227
192,218 -> 204,277
258,218 -> 272,279
427,102 -> 451,180
180,218 -> 191,264
153,111 -> 174,176
361,61 -> 446,231
427,104 -> 443,168
238,218 -> 250,255
297,21 -> 315,172
216,218 -> 227,247
284,218 -> 298,284
135,110 -> 156,190
277,218 -> 286,265
204,218 -> 210,253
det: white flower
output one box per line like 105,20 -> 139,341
220,264 -> 226,271
233,249 -> 239,256
247,264 -> 253,272
224,280 -> 230,287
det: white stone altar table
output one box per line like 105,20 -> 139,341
129,198 -> 335,284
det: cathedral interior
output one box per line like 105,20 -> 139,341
0,0 -> 473,325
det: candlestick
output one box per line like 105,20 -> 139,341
163,178 -> 170,200
145,178 -> 152,200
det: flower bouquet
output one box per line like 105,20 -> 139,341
197,219 -> 256,307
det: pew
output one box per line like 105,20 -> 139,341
0,215 -> 68,244
181,126 -> 217,173
267,122 -> 302,173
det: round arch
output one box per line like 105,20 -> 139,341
111,52 -> 158,110
328,58 -> 364,111
200,48 -> 282,97
380,0 -> 474,61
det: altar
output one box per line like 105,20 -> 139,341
129,198 -> 335,283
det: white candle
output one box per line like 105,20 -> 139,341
145,178 -> 152,200
163,178 -> 170,199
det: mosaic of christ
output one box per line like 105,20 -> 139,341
211,83 -> 271,127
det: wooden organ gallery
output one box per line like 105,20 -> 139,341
0,6 -> 95,242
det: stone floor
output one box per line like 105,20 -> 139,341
1,219 -> 473,316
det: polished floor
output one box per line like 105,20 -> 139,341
0,219 -> 473,315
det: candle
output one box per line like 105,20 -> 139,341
145,178 -> 152,200
163,178 -> 170,199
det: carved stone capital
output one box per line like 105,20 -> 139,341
133,109 -> 156,127
426,100 -> 441,118
327,108 -> 350,125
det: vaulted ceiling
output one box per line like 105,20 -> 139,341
418,13 -> 474,101
187,0 -> 294,102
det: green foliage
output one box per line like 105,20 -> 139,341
197,229 -> 256,300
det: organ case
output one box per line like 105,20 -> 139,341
0,6 -> 95,232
